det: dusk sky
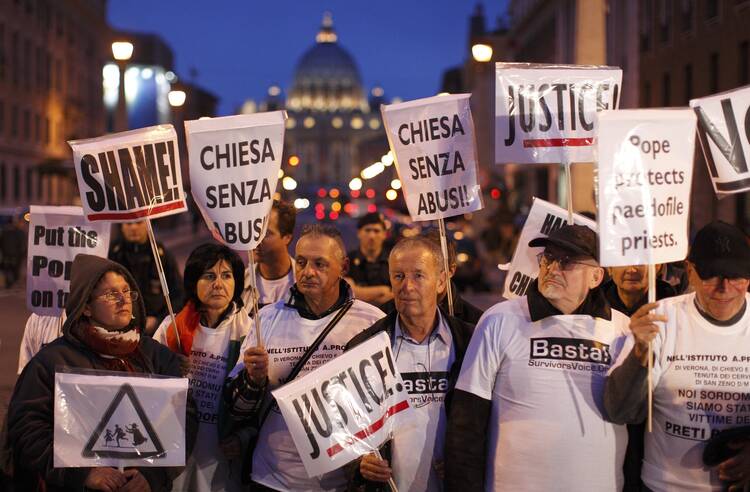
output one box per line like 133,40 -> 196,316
108,1 -> 508,115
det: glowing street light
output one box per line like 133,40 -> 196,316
472,43 -> 493,62
349,177 -> 363,191
386,189 -> 398,201
282,176 -> 297,190
390,179 -> 402,190
168,90 -> 186,107
111,41 -> 134,61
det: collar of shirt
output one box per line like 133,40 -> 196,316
394,310 -> 450,346
284,278 -> 354,320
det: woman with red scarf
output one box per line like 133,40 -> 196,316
6,254 -> 195,491
153,243 -> 250,492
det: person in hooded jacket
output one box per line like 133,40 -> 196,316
153,243 -> 250,492
6,253 -> 197,492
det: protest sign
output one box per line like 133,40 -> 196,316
272,332 -> 412,478
54,372 -> 188,468
186,112 -> 286,250
690,85 -> 750,195
68,125 -> 187,222
503,198 -> 597,299
495,63 -> 622,164
382,94 -> 483,221
597,109 -> 696,266
26,206 -> 110,316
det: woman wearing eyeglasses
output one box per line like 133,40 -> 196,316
153,243 -> 250,492
6,253 -> 195,492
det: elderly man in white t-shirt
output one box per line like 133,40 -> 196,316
241,200 -> 297,310
606,221 -> 750,492
225,224 -> 384,491
445,224 -> 630,491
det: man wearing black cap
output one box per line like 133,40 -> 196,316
445,224 -> 630,491
605,221 -> 750,491
346,212 -> 393,307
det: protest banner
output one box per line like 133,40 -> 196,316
495,63 -> 623,164
503,198 -> 597,299
26,206 -> 110,316
597,109 -> 696,267
381,94 -> 483,222
690,85 -> 750,195
54,372 -> 188,468
272,332 -> 412,479
185,112 -> 286,250
68,125 -> 187,222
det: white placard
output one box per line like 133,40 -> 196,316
495,63 -> 622,164
54,372 -> 188,468
597,109 -> 696,266
68,125 -> 187,222
26,206 -> 110,316
690,84 -> 750,195
503,198 -> 597,299
186,112 -> 286,250
382,94 -> 483,221
272,332 -> 413,478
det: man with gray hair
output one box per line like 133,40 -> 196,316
346,235 -> 475,492
225,224 -> 385,491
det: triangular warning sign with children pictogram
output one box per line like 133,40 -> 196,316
82,384 -> 165,459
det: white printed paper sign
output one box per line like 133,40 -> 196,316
54,372 -> 188,468
272,332 -> 413,478
68,125 -> 187,222
503,198 -> 597,299
495,63 -> 622,164
690,85 -> 750,195
26,206 -> 110,316
597,109 -> 696,266
186,112 -> 286,250
382,94 -> 483,221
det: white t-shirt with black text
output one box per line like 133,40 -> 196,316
626,293 -> 750,491
456,297 -> 630,491
229,299 -> 385,492
18,313 -> 65,374
154,309 -> 251,492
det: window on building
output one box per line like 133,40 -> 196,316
0,162 -> 5,202
36,168 -> 42,199
740,41 -> 749,85
0,100 -> 4,135
26,168 -> 32,199
640,0 -> 653,52
685,64 -> 693,102
11,31 -> 18,87
706,0 -> 719,19
710,52 -> 720,93
681,0 -> 695,31
43,116 -> 49,144
34,113 -> 40,142
659,0 -> 672,43
662,72 -> 672,106
22,109 -> 30,140
10,105 -> 17,136
643,81 -> 652,107
0,23 -> 5,82
23,38 -> 31,90
13,165 -> 19,201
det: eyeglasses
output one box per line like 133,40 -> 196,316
93,290 -> 139,304
699,277 -> 749,288
537,252 -> 595,271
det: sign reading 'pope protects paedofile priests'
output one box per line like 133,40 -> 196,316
185,112 -> 286,250
381,94 -> 483,221
68,126 -> 187,222
495,63 -> 622,164
690,85 -> 750,195
272,332 -> 413,478
597,109 -> 696,267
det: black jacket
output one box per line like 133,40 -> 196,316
345,308 -> 475,492
5,254 -> 197,492
109,238 -> 184,322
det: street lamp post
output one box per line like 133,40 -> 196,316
111,41 -> 134,132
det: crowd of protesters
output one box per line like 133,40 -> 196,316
2,199 -> 750,492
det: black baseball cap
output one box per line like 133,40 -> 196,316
529,224 -> 598,260
687,221 -> 750,279
357,212 -> 386,230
